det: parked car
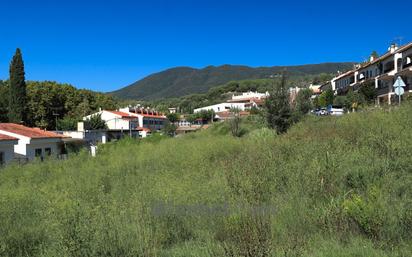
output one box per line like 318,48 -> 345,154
313,108 -> 328,116
329,107 -> 344,116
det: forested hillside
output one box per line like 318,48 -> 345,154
146,75 -> 327,113
110,63 -> 354,100
0,80 -> 118,130
1,104 -> 411,256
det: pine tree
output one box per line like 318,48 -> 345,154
8,48 -> 27,124
265,71 -> 292,134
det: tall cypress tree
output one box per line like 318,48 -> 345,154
8,48 -> 27,124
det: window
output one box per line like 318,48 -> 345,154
0,152 -> 4,165
45,148 -> 52,156
35,148 -> 42,157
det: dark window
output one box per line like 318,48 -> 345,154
35,148 -> 42,157
0,152 -> 4,165
45,148 -> 52,156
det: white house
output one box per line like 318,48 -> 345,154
84,109 -> 163,138
0,134 -> 18,165
194,102 -> 246,113
0,123 -> 65,161
84,110 -> 140,131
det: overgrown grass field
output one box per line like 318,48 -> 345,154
0,105 -> 411,256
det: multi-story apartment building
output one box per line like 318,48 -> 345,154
332,70 -> 356,95
330,42 -> 412,104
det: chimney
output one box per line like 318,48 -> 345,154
77,122 -> 85,132
389,43 -> 398,53
370,56 -> 375,62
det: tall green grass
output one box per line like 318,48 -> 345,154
0,105 -> 411,256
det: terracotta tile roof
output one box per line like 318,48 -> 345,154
106,110 -> 138,118
139,127 -> 151,132
227,96 -> 267,104
0,134 -> 18,141
130,109 -> 167,119
334,70 -> 355,80
0,123 -> 65,139
216,111 -> 250,118
140,114 -> 167,119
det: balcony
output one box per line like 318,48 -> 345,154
377,86 -> 391,96
403,62 -> 412,69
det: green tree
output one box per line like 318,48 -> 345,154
265,71 -> 292,134
162,123 -> 177,137
295,88 -> 313,115
0,80 -> 9,122
312,96 -> 320,109
166,113 -> 179,123
324,89 -> 334,106
370,50 -> 379,59
229,108 -> 242,137
57,117 -> 78,131
186,114 -> 196,125
347,91 -> 364,111
198,110 -> 215,121
333,95 -> 347,108
84,114 -> 107,130
318,94 -> 327,107
359,81 -> 377,103
8,48 -> 27,124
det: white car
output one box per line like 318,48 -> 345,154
329,107 -> 344,116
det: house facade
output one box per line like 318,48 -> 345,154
0,123 -> 65,161
0,134 -> 18,165
84,110 -> 140,131
119,107 -> 167,131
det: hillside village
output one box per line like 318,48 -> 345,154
0,41 -> 411,165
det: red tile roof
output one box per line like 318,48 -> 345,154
106,110 -> 138,118
130,109 -> 167,119
216,111 -> 250,118
139,127 -> 151,132
0,134 -> 18,141
0,123 -> 65,139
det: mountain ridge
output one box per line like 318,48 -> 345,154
110,63 -> 354,100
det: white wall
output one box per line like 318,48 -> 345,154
25,139 -> 62,160
231,91 -> 268,100
63,131 -> 108,144
0,142 -> 17,164
84,111 -> 139,130
194,103 -> 246,113
0,129 -> 63,161
100,111 -> 133,130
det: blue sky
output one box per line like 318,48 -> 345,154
0,0 -> 411,92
